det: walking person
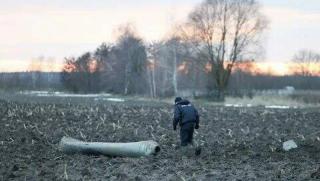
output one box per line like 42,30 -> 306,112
173,97 -> 201,156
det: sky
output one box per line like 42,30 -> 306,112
0,0 -> 319,72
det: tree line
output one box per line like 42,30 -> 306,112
1,69 -> 320,95
61,0 -> 268,100
1,0 -> 319,100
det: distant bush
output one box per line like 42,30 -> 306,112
290,91 -> 320,104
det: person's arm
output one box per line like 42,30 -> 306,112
195,108 -> 199,129
173,105 -> 181,130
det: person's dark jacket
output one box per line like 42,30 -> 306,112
173,99 -> 199,130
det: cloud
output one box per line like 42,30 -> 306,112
261,6 -> 320,62
0,59 -> 30,72
0,2 -> 196,70
262,6 -> 320,25
0,4 -> 194,45
1,1 -> 320,71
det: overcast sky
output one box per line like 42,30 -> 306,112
0,0 -> 319,71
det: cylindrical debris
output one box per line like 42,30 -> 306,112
59,136 -> 160,157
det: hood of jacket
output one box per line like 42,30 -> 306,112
176,99 -> 190,106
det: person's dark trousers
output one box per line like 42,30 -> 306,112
180,122 -> 195,146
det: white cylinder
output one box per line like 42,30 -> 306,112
59,136 -> 160,157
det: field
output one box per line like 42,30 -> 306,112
1,93 -> 320,180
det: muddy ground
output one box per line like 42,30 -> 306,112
1,94 -> 320,180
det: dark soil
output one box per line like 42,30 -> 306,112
1,94 -> 320,180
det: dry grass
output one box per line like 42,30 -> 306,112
224,95 -> 303,107
195,91 -> 320,108
290,90 -> 320,104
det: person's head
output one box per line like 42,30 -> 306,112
174,97 -> 182,104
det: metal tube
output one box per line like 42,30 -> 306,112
59,137 -> 160,157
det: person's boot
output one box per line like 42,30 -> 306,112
195,146 -> 201,156
192,141 -> 201,156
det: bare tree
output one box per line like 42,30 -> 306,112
61,52 -> 102,93
166,37 -> 182,96
146,50 -> 156,98
292,50 -> 320,76
93,43 -> 113,91
116,24 -> 148,95
148,38 -> 188,97
180,0 -> 267,100
148,41 -> 171,97
29,56 -> 45,89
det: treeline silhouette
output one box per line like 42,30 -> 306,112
60,0 -> 270,100
61,28 -> 149,95
1,0 -> 319,99
56,27 -> 320,97
1,70 -> 319,97
0,72 -> 62,91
